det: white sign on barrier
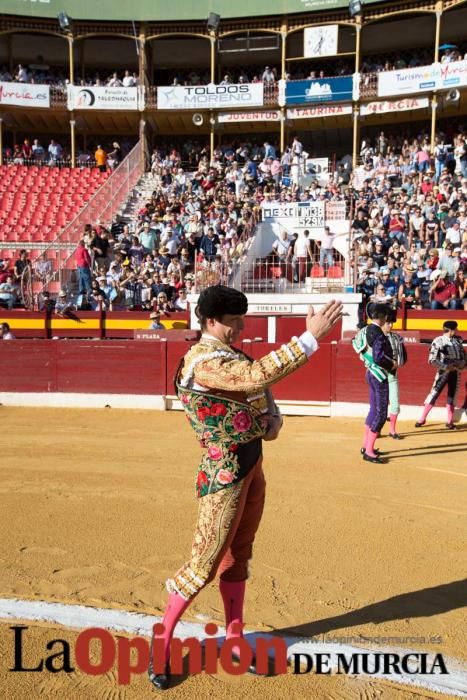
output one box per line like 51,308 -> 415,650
287,103 -> 352,119
67,85 -> 139,110
361,97 -> 429,115
157,83 -> 264,110
261,201 -> 325,228
249,304 -> 292,313
218,110 -> 280,122
0,82 -> 49,108
377,60 -> 467,97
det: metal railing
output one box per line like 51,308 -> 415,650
359,72 -> 378,99
194,209 -> 259,292
39,141 -> 143,291
242,254 -> 347,294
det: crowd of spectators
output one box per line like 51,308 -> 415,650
352,127 -> 467,316
0,249 -> 31,310
1,137 -> 127,169
1,124 -> 466,317
0,61 -> 139,88
66,168 -> 259,313
1,43 -> 465,94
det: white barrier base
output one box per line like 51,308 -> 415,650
0,392 -> 166,410
331,402 -> 467,424
0,393 -> 465,423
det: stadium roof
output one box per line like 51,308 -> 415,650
2,0 -> 386,23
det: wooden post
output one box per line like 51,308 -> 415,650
210,112 -> 215,162
70,115 -> 76,167
280,107 -> 285,153
210,35 -> 216,84
354,16 -> 362,74
280,19 -> 288,79
434,1 -> 443,63
139,24 -> 148,86
68,35 -> 74,84
352,105 -> 360,171
430,94 -> 438,153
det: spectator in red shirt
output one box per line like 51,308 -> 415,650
429,269 -> 456,309
22,139 -> 32,160
426,248 -> 439,271
420,175 -> 434,195
0,260 -> 11,284
76,240 -> 92,296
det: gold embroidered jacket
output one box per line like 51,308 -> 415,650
176,335 -> 309,497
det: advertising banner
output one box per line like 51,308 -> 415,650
285,76 -> 354,105
67,85 -> 139,110
361,96 -> 429,115
287,104 -> 352,119
157,83 -> 264,110
0,82 -> 50,108
377,60 -> 467,97
261,201 -> 325,228
218,110 -> 280,122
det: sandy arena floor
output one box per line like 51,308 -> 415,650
0,406 -> 465,700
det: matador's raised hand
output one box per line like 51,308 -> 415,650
306,300 -> 344,341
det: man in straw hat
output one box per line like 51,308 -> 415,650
148,285 -> 343,689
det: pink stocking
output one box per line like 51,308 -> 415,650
447,404 -> 454,424
419,404 -> 433,424
152,592 -> 191,665
219,579 -> 245,639
365,430 -> 379,458
362,423 -> 370,450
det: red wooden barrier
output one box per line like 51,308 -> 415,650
276,316 -> 342,344
333,343 -> 466,406
1,339 -> 465,408
242,341 -> 332,402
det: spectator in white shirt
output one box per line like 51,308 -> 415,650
122,70 -> 136,87
174,288 -> 188,311
445,222 -> 461,247
271,231 -> 290,261
1,322 -> 15,339
262,66 -> 275,83
16,64 -> 28,82
107,72 -> 123,87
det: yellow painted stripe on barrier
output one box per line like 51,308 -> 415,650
50,319 -> 100,329
0,318 -> 44,329
405,318 -> 467,331
104,319 -> 188,330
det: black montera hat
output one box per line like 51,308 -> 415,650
443,320 -> 458,331
367,302 -> 392,321
197,285 -> 248,319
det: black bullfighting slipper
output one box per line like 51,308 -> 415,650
231,651 -> 260,675
232,652 -> 272,676
414,422 -> 425,428
362,452 -> 386,464
389,433 -> 403,440
360,447 -> 381,455
148,662 -> 171,691
446,423 -> 455,430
